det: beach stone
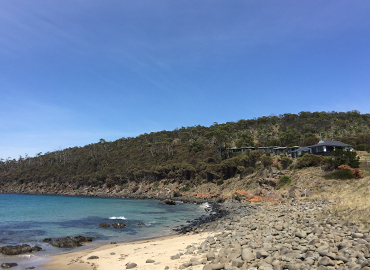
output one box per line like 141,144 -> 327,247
87,256 -> 99,259
318,256 -> 335,266
206,252 -> 216,261
242,248 -> 255,261
295,230 -> 307,238
1,263 -> 18,268
203,264 -> 224,270
171,254 -> 180,260
126,262 -> 137,269
146,259 -> 155,263
232,259 -> 243,267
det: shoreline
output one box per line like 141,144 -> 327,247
40,199 -> 370,270
0,194 -> 226,270
40,200 -> 253,270
43,232 -> 214,270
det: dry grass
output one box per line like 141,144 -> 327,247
324,176 -> 370,227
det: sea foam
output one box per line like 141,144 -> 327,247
109,216 -> 127,220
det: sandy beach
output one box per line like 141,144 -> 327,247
43,232 -> 213,270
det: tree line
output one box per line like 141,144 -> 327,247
0,110 -> 369,188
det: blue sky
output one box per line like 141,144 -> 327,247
1,1 -> 370,160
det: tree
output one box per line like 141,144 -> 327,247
235,132 -> 254,148
331,149 -> 360,168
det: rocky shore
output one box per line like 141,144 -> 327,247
167,199 -> 370,270
2,178 -> 370,269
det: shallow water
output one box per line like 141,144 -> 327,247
0,193 -> 208,263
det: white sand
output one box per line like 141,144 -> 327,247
43,232 -> 214,270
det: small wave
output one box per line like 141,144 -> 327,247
109,216 -> 127,220
200,202 -> 211,208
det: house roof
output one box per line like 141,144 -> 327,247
308,140 -> 351,148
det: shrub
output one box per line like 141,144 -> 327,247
356,144 -> 370,152
279,156 -> 293,170
249,151 -> 262,168
154,181 -> 159,187
296,154 -> 323,169
182,186 -> 190,192
324,169 -> 354,180
216,179 -> 224,186
331,149 -> 360,168
338,164 -> 364,178
261,155 -> 273,168
277,176 -> 292,189
244,167 -> 255,176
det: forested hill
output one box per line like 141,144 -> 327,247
1,111 -> 370,188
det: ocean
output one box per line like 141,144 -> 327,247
0,193 -> 209,267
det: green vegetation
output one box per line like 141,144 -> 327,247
0,111 -> 369,188
216,179 -> 224,186
324,169 -> 355,180
277,176 -> 292,189
295,154 -> 324,169
330,149 -> 360,168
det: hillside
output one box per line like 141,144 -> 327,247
0,111 -> 370,189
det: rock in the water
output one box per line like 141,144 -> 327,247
1,263 -> 18,268
99,222 -> 110,228
126,262 -> 137,269
112,222 -> 126,229
45,235 -> 94,248
0,244 -> 35,255
164,200 -> 176,205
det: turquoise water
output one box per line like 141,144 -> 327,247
0,194 -> 207,258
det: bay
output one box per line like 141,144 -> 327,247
0,193 -> 208,259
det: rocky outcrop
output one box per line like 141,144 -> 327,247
43,235 -> 93,248
164,199 -> 176,205
99,222 -> 110,228
0,244 -> 41,255
111,223 -> 126,229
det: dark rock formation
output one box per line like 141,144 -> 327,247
0,244 -> 42,255
43,235 -> 93,248
164,199 -> 176,205
99,222 -> 110,228
112,223 -> 126,229
1,263 -> 18,268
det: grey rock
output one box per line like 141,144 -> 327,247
242,248 -> 256,262
126,263 -> 137,269
206,252 -> 216,261
318,256 -> 335,266
1,263 -> 18,269
170,254 -> 180,260
231,259 -> 243,267
146,259 -> 155,263
87,256 -> 99,259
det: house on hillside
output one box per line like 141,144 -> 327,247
291,140 -> 352,158
309,140 -> 352,156
291,146 -> 311,158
